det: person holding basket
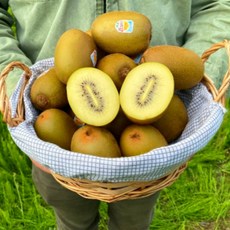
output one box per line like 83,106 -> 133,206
0,1 -> 230,230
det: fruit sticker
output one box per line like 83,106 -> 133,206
90,49 -> 97,67
115,20 -> 134,33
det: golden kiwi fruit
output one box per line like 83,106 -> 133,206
152,94 -> 188,143
85,28 -> 108,61
120,124 -> 167,157
96,53 -> 137,90
91,11 -> 152,56
54,29 -> 97,84
34,108 -> 78,150
67,67 -> 120,127
120,62 -> 174,124
30,68 -> 68,111
104,107 -> 132,141
71,125 -> 121,158
141,45 -> 204,90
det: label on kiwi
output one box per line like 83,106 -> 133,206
90,49 -> 97,66
115,20 -> 134,33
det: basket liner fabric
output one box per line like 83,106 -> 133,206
8,58 -> 226,182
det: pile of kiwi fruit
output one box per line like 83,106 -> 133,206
31,11 -> 204,158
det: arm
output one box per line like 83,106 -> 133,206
184,0 -> 230,90
0,1 -> 32,96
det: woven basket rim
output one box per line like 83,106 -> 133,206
51,163 -> 187,203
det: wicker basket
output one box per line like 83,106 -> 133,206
0,40 -> 230,203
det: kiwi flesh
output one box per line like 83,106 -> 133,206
91,11 -> 152,56
66,67 -> 120,126
71,125 -> 121,158
54,29 -> 97,84
141,45 -> 204,90
97,53 -> 137,90
120,124 -> 167,157
120,62 -> 174,124
34,108 -> 78,150
152,94 -> 188,143
30,68 -> 68,111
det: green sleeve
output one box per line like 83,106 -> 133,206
0,1 -> 32,96
184,0 -> 230,93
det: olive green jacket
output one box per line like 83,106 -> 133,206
0,0 -> 230,95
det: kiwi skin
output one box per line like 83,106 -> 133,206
54,29 -> 97,84
152,94 -> 188,143
85,29 -> 108,61
30,68 -> 68,111
104,107 -> 132,141
97,53 -> 137,90
120,124 -> 168,157
71,125 -> 121,158
34,108 -> 78,150
141,45 -> 204,90
91,11 -> 152,56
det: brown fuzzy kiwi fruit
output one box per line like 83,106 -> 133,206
104,107 -> 132,141
152,94 -> 188,143
30,68 -> 68,111
71,125 -> 121,158
34,108 -> 78,150
66,67 -> 120,126
54,29 -> 97,84
120,62 -> 174,124
96,53 -> 137,90
91,11 -> 152,56
120,124 -> 167,157
141,45 -> 204,90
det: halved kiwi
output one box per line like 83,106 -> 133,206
66,67 -> 120,126
120,62 -> 174,124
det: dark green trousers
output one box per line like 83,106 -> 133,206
32,165 -> 160,230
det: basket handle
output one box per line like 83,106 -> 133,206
201,39 -> 230,106
0,61 -> 32,127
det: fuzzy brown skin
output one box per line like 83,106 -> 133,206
120,124 -> 167,157
153,94 -> 188,143
54,29 -> 97,84
91,11 -> 152,56
30,68 -> 68,111
96,53 -> 137,90
71,125 -> 121,158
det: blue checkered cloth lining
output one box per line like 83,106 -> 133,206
8,58 -> 226,182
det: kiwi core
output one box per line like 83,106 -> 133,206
137,75 -> 156,106
81,81 -> 104,112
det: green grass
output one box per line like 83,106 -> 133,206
0,100 -> 230,230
